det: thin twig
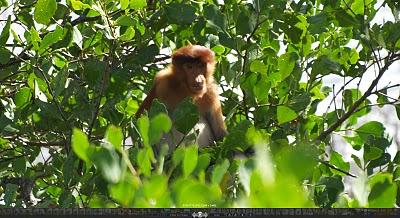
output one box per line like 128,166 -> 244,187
320,160 -> 357,178
317,53 -> 396,141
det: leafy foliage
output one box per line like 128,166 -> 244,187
1,0 -> 400,208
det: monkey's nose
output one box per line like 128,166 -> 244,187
192,82 -> 204,89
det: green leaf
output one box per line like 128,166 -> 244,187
105,125 -> 123,150
204,4 -> 227,31
335,9 -> 358,27
236,11 -> 256,35
364,145 -> 383,161
165,3 -> 196,25
149,99 -> 168,118
277,106 -> 297,125
0,0 -> 8,7
211,159 -> 230,185
172,146 -> 185,167
211,45 -> 225,55
355,121 -> 385,141
276,145 -> 318,180
143,175 -> 168,200
0,47 -> 11,65
4,184 -> 18,206
311,55 -> 341,76
172,98 -> 199,134
34,0 -> 57,25
278,53 -> 296,81
250,60 -> 267,74
287,92 -> 311,112
119,26 -> 135,41
137,146 -> 154,177
30,27 -> 41,51
39,26 -> 64,53
395,100 -> 400,120
351,0 -> 373,15
137,116 -> 150,147
133,44 -> 159,64
368,173 -> 397,208
368,153 -> 391,169
329,151 -> 350,175
0,16 -> 11,46
194,153 -> 211,175
393,151 -> 400,164
173,179 -> 221,207
307,12 -> 329,34
120,0 -> 129,10
92,147 -> 122,184
149,113 -> 172,145
218,32 -> 235,49
116,15 -> 136,26
224,120 -> 251,151
183,145 -> 198,178
70,0 -> 90,10
109,175 -> 137,206
83,60 -> 105,87
14,157 -> 27,173
315,175 -> 344,208
130,0 -> 147,10
14,87 -> 32,108
351,154 -> 362,169
71,128 -> 90,162
344,135 -> 364,150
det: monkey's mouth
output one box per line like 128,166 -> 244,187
191,84 -> 205,92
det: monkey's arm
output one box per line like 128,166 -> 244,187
196,86 -> 227,142
135,85 -> 156,118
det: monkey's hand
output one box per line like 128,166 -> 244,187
204,111 -> 228,142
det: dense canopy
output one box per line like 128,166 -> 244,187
0,0 -> 400,208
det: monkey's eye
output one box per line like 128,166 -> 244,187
185,64 -> 193,69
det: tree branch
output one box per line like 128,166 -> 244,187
317,54 -> 396,141
320,160 -> 357,178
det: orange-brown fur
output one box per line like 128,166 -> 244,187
136,45 -> 227,144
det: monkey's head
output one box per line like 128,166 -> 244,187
172,45 -> 216,95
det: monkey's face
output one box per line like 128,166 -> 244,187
182,61 -> 207,95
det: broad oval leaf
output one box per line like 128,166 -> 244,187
0,15 -> 10,46
172,98 -> 199,134
149,113 -> 172,145
71,128 -> 90,162
120,0 -> 129,10
14,87 -> 32,108
355,121 -> 385,142
119,26 -> 135,41
278,53 -> 296,81
92,147 -> 122,184
0,47 -> 11,64
130,0 -> 146,10
329,151 -> 350,176
105,125 -> 123,150
368,173 -> 397,208
165,3 -> 196,25
137,115 -> 150,147
183,145 -> 198,178
211,159 -> 230,185
34,0 -> 57,25
250,60 -> 267,74
277,106 -> 297,125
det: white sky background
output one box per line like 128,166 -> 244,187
1,0 -> 399,194
318,2 -> 400,162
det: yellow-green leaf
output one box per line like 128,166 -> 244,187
34,0 -> 57,25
